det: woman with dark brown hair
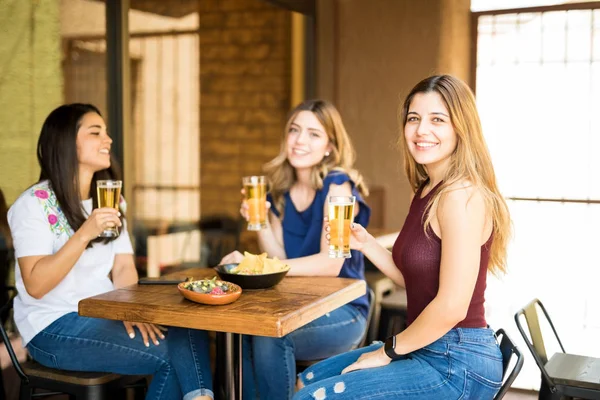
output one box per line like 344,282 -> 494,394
8,104 -> 214,400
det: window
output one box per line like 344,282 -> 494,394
474,4 -> 600,389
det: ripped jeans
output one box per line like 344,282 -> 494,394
295,327 -> 503,400
243,304 -> 366,400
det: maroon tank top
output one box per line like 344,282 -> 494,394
392,181 -> 491,328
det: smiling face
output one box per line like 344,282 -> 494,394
404,92 -> 458,175
286,110 -> 332,171
76,112 -> 112,174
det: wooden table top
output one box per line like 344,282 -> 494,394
545,352 -> 600,390
79,268 -> 366,337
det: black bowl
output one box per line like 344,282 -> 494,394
214,263 -> 289,289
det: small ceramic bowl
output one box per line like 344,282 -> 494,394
214,263 -> 290,290
177,279 -> 242,305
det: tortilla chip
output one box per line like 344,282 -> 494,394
230,252 -> 289,275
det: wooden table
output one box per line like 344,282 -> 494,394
79,268 -> 366,400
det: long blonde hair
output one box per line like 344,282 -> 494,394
398,75 -> 511,275
264,99 -> 368,215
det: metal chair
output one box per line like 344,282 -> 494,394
515,298 -> 600,400
0,288 -> 147,400
493,328 -> 524,399
296,287 -> 375,371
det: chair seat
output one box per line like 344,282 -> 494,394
22,360 -> 129,386
545,353 -> 600,391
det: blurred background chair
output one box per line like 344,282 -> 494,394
364,269 -> 397,343
196,215 -> 243,268
139,215 -> 243,276
376,287 -> 407,342
0,288 -> 147,400
494,328 -> 524,400
515,298 -> 600,400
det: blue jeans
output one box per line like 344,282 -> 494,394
244,304 -> 366,400
295,327 -> 503,400
27,313 -> 213,400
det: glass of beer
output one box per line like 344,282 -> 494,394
328,196 -> 355,258
243,175 -> 267,231
96,179 -> 122,237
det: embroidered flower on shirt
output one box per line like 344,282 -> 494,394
34,190 -> 49,200
31,183 -> 73,237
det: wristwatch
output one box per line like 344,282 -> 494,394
384,335 -> 403,360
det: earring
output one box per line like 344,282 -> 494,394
325,151 -> 330,157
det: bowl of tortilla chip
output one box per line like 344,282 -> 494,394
214,252 -> 290,289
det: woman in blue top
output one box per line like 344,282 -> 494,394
220,99 -> 371,399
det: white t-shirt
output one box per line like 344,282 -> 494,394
8,180 -> 134,345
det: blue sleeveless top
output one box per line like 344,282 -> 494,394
268,171 -> 371,318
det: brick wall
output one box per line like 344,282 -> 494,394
199,0 -> 291,220
0,0 -> 63,203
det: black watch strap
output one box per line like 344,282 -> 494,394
384,335 -> 402,360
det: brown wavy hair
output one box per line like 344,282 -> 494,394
37,103 -> 124,246
264,99 -> 368,215
398,75 -> 511,275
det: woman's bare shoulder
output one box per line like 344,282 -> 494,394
440,180 -> 485,212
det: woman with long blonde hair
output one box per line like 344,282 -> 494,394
294,75 -> 511,399
220,99 -> 371,399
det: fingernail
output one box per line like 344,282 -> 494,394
145,342 -> 149,347
117,212 -> 121,216
160,334 -> 165,339
154,341 -> 159,345
129,333 -> 135,339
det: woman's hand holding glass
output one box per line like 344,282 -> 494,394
324,216 -> 370,252
79,208 -> 121,242
240,188 -> 271,226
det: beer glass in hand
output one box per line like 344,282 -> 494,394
243,176 -> 267,231
96,179 -> 122,237
328,196 -> 355,258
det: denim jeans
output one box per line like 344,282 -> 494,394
27,312 -> 213,400
243,304 -> 366,400
295,327 -> 503,400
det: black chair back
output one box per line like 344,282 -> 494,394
0,249 -> 13,325
493,328 -> 524,399
514,298 -> 564,392
0,286 -> 29,384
